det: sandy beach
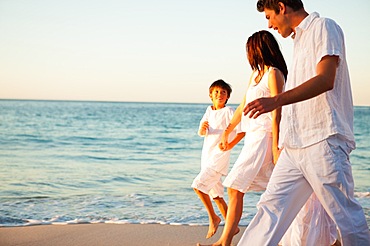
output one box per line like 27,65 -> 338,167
0,223 -> 246,246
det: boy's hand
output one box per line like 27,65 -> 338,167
199,121 -> 209,136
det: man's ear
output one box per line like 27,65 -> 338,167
278,2 -> 286,14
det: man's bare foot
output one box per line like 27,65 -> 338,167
206,216 -> 221,239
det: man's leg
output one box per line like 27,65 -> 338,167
303,136 -> 370,245
237,148 -> 312,246
280,193 -> 338,246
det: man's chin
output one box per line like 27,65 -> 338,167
280,31 -> 293,38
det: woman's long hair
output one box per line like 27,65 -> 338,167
247,30 -> 288,83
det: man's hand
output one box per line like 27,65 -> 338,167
243,96 -> 279,118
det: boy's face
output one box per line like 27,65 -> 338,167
209,86 -> 229,108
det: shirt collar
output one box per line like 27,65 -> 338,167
292,12 -> 320,39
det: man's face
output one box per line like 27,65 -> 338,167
264,7 -> 293,38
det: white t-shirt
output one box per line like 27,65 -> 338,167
279,12 -> 355,149
199,106 -> 235,175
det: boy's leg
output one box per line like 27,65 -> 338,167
213,197 -> 227,220
192,169 -> 226,239
238,148 -> 312,246
193,188 -> 222,239
212,180 -> 228,219
302,136 -> 370,245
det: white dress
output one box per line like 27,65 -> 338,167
223,68 -> 275,193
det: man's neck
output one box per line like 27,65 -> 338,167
290,9 -> 309,35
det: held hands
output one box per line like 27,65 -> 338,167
218,132 -> 229,151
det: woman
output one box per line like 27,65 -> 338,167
198,30 -> 287,246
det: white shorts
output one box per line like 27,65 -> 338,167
192,167 -> 224,199
223,131 -> 273,193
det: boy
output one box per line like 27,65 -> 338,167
192,79 -> 244,239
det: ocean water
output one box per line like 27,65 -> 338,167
0,100 -> 369,227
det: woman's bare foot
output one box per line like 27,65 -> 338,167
234,227 -> 240,235
197,243 -> 222,246
198,224 -> 240,245
206,216 -> 221,239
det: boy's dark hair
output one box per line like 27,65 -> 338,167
209,79 -> 232,104
257,0 -> 304,14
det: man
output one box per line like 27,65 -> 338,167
237,1 -> 370,245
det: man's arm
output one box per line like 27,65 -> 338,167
244,55 -> 339,118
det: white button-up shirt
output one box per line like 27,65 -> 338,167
279,12 -> 355,149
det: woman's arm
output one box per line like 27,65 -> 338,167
268,68 -> 285,164
219,97 -> 245,151
226,132 -> 246,151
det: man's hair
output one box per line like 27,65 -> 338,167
209,79 -> 232,104
257,0 -> 304,13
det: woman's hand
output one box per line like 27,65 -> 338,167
273,147 -> 283,165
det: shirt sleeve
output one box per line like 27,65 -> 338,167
198,106 -> 210,136
315,18 -> 344,65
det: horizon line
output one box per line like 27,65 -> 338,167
0,98 -> 369,107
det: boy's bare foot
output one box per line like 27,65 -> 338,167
206,216 -> 221,239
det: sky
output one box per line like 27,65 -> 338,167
1,0 -> 370,105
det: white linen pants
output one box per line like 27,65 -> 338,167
237,135 -> 370,246
280,193 -> 337,246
